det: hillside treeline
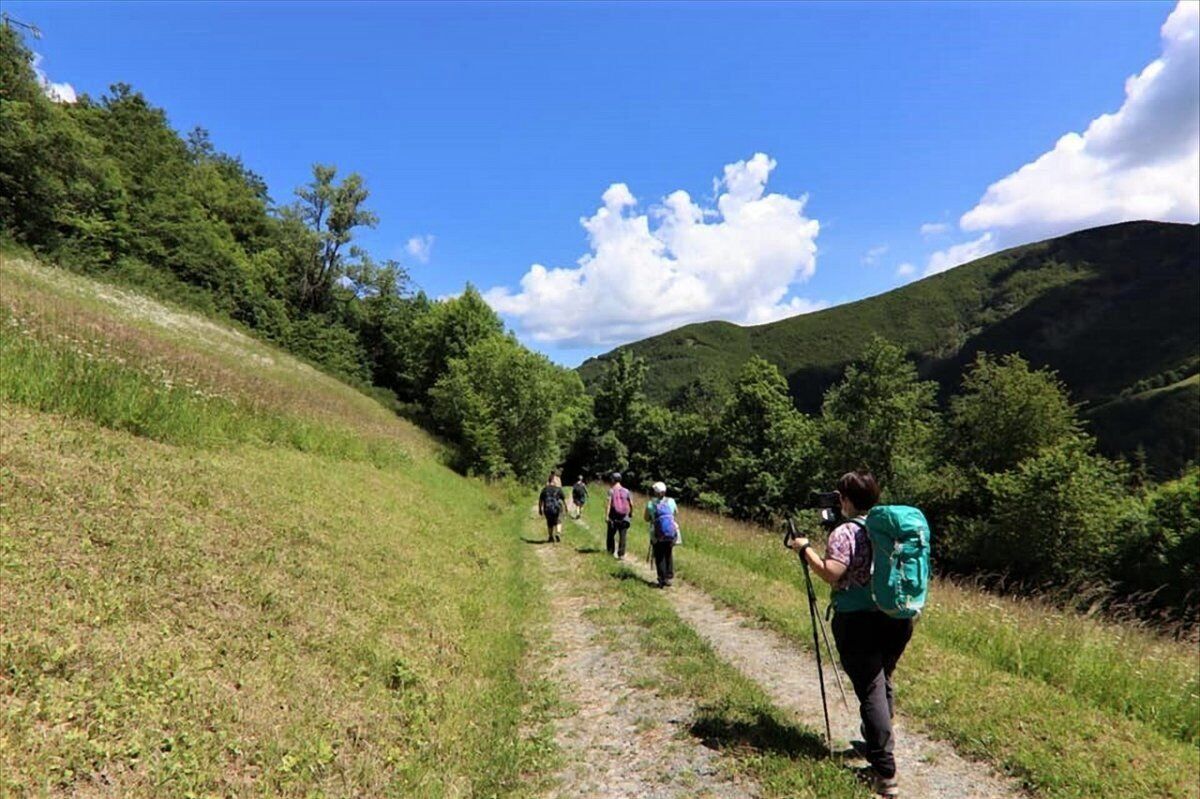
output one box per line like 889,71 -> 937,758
1,29 -> 1194,623
0,27 -> 590,481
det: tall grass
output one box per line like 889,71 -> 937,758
672,507 -> 1200,747
0,310 -> 405,468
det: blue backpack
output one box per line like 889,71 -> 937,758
653,500 -> 679,541
855,505 -> 931,619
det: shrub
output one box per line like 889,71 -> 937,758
981,440 -> 1133,586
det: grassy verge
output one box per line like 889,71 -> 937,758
0,406 -> 554,797
666,505 -> 1198,799
558,499 -> 872,798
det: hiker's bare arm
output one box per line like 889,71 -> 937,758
789,537 -> 847,584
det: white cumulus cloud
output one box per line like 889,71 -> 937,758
966,3 -> 1197,245
485,153 -> 823,347
895,262 -> 917,279
919,222 -> 949,237
32,53 -> 77,104
914,1 -> 1199,280
405,234 -> 435,263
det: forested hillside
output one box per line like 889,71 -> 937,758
0,25 -> 588,484
578,221 -> 1200,476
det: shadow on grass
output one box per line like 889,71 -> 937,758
520,536 -> 554,545
690,708 -> 831,761
574,546 -> 606,555
612,569 -> 659,589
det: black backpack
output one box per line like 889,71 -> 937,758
542,487 -> 562,515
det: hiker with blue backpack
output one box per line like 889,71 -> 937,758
788,470 -> 930,799
604,472 -> 634,559
644,481 -> 679,588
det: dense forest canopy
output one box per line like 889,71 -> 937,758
1,27 -> 1195,623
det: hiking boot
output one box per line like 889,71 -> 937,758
842,739 -> 870,760
856,767 -> 899,797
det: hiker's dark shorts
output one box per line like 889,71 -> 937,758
544,511 -> 561,529
573,495 -> 587,506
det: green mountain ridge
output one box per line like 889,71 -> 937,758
578,221 -> 1200,475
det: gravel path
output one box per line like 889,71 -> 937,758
650,564 -> 1026,799
533,514 -> 759,799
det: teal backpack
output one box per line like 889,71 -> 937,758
853,505 -> 931,619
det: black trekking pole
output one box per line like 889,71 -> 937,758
786,519 -> 834,755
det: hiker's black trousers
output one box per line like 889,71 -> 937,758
606,518 -> 629,557
652,540 -> 674,585
831,610 -> 914,779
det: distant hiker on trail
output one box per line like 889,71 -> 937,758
571,476 -> 588,519
788,470 -> 914,798
539,476 -> 566,543
644,481 -> 679,588
604,472 -> 633,559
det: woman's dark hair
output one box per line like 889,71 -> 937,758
837,470 -> 880,512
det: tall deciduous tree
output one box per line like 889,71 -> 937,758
948,352 -> 1083,474
821,337 -> 938,497
292,164 -> 377,312
714,357 -> 821,522
430,335 -> 588,481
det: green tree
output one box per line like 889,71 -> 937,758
983,441 -> 1134,585
714,357 -> 821,522
413,286 -> 506,395
1118,468 -> 1200,617
821,337 -> 938,498
949,353 -> 1082,474
592,351 -> 648,434
0,28 -> 124,261
430,336 -> 587,480
289,164 -> 378,312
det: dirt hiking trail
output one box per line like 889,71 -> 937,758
647,559 -> 1026,799
532,519 -> 759,799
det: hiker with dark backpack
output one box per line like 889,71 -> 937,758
538,475 -> 566,543
644,481 -> 678,587
603,472 -> 633,559
787,470 -> 929,798
571,476 -> 588,519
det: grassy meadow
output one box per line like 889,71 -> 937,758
0,255 -> 554,797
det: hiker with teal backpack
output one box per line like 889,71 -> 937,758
644,481 -> 679,588
788,470 -> 930,799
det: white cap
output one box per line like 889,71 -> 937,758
652,481 -> 667,496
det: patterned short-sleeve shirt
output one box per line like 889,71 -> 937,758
825,519 -> 872,592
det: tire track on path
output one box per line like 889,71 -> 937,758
532,512 -> 759,799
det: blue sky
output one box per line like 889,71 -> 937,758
12,1 -> 1198,364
